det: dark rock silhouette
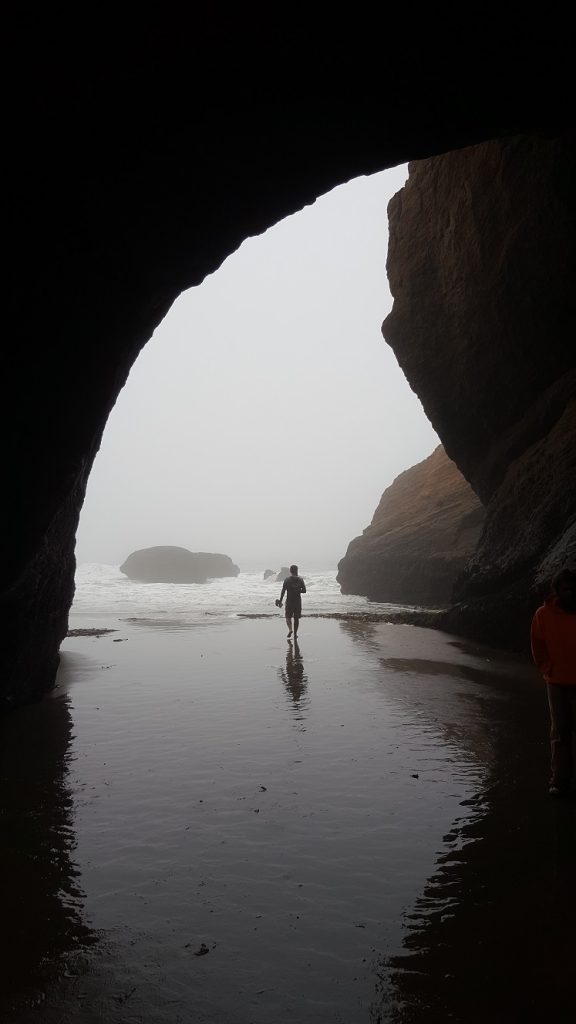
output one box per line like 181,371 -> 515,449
338,446 -> 484,606
276,567 -> 290,582
382,136 -> 575,648
2,12 -> 573,706
120,547 -> 239,583
263,569 -> 275,580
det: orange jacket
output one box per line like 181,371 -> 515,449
530,596 -> 576,685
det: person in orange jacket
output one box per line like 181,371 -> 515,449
530,565 -> 576,796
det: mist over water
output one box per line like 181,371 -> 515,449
74,166 -> 438,570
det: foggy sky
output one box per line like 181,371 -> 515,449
75,165 -> 439,571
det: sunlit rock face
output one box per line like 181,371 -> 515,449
120,547 -> 239,583
382,135 -> 576,647
337,446 -> 484,606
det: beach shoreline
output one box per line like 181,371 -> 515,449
3,616 -> 573,1023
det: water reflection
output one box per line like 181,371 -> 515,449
0,681 -> 95,1018
377,759 -> 575,1021
5,619 -> 572,1022
337,623 -> 576,1022
278,639 -> 309,728
337,617 -> 383,653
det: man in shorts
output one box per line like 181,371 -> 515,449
278,565 -> 307,639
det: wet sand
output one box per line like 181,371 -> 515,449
1,617 -> 573,1023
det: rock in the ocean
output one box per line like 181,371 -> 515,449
120,546 -> 240,583
276,567 -> 290,582
263,569 -> 275,579
337,446 -> 484,606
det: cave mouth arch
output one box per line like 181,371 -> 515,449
4,10 -> 574,707
6,130 -> 575,710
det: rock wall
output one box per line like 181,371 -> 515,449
382,135 -> 576,648
337,446 -> 485,606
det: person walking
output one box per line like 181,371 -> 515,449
277,565 -> 306,639
530,565 -> 576,797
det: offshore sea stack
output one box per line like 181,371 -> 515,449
380,135 -> 575,648
337,446 -> 484,606
120,547 -> 240,583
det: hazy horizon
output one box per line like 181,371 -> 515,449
75,164 -> 439,572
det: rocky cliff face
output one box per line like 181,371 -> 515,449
337,446 -> 484,606
382,135 -> 576,648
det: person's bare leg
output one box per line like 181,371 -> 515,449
285,612 -> 292,638
293,615 -> 299,639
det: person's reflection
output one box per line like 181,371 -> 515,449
279,639 -> 309,728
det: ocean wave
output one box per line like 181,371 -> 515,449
71,564 -> 419,622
